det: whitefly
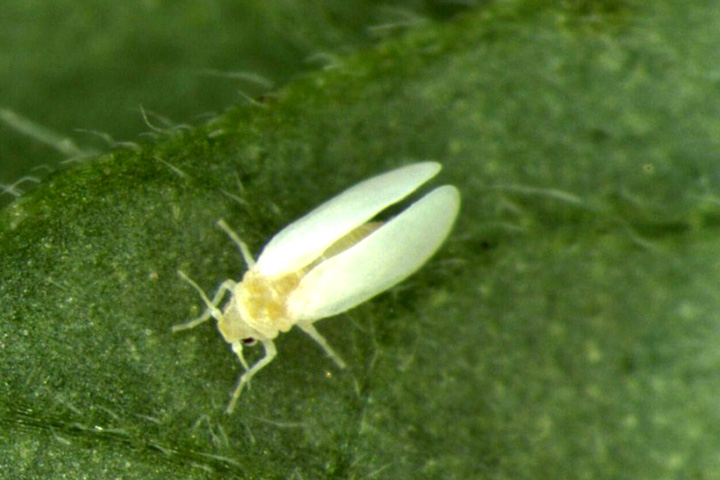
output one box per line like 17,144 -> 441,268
175,161 -> 461,413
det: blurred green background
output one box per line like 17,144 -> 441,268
0,0 -> 471,197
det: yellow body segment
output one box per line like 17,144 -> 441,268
222,271 -> 302,341
219,222 -> 381,343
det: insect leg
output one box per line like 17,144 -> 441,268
297,322 -> 347,369
217,219 -> 256,268
174,271 -> 236,331
226,339 -> 277,413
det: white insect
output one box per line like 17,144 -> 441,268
175,162 -> 461,413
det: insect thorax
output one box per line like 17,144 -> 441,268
226,269 -> 304,340
218,221 -> 384,343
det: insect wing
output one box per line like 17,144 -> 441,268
288,185 -> 460,321
256,162 -> 442,276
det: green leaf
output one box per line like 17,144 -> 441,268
3,0 -> 720,478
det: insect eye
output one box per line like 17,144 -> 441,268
242,338 -> 257,346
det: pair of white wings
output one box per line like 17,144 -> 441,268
255,162 -> 461,321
